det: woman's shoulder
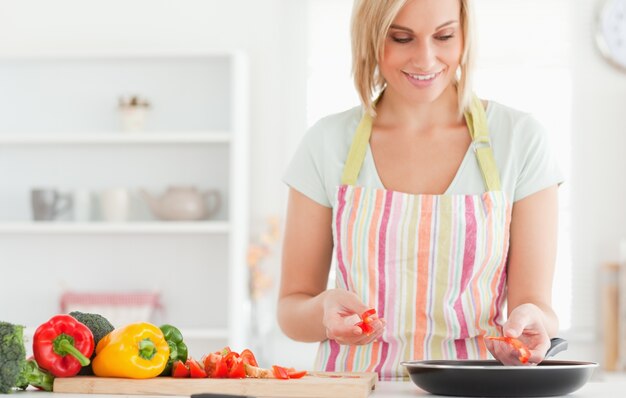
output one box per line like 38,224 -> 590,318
485,100 -> 547,144
307,105 -> 363,138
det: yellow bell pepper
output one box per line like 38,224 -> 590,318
92,322 -> 170,379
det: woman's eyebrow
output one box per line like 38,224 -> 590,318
389,24 -> 413,33
389,20 -> 459,33
436,20 -> 459,30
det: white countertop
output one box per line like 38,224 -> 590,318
12,373 -> 626,398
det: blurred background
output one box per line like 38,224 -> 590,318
1,0 -> 625,373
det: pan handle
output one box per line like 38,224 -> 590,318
545,337 -> 568,359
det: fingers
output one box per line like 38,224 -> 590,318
326,317 -> 386,345
503,315 -> 530,338
487,339 -> 533,366
353,318 -> 386,345
490,304 -> 551,365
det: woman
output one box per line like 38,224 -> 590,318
278,0 -> 562,380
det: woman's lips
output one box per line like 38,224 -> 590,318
403,70 -> 443,88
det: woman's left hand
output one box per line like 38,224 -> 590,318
485,303 -> 551,365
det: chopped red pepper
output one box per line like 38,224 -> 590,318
240,348 -> 258,367
272,365 -> 289,380
361,309 -> 376,318
203,351 -> 229,378
33,314 -> 94,377
287,369 -> 307,379
200,347 -> 307,380
187,358 -> 207,378
171,360 -> 189,377
355,308 -> 377,336
228,357 -> 246,379
486,336 -> 531,364
222,351 -> 242,378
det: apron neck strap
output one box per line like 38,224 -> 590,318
464,95 -> 501,191
340,111 -> 372,186
341,94 -> 501,192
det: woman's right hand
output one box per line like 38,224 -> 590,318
322,288 -> 386,345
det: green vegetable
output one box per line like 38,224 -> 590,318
0,322 -> 54,393
159,324 -> 188,376
68,311 -> 114,375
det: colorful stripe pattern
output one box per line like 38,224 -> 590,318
314,186 -> 511,380
315,95 -> 510,380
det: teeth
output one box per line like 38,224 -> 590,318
408,72 -> 438,80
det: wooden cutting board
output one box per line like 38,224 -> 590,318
53,373 -> 377,398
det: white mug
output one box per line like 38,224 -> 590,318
100,188 -> 130,222
72,189 -> 92,222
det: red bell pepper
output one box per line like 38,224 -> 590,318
486,336 -> 531,364
187,358 -> 207,378
287,369 -> 307,379
355,308 -> 377,336
171,360 -> 190,377
33,314 -> 94,377
203,351 -> 228,378
240,348 -> 258,367
272,365 -> 289,380
228,358 -> 246,379
203,347 -> 254,379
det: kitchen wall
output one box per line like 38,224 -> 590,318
569,0 -> 626,362
0,0 -> 310,367
1,0 -> 625,368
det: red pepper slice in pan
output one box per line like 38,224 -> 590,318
486,336 -> 531,364
33,314 -> 95,377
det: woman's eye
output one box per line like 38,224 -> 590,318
392,37 -> 412,43
436,34 -> 454,41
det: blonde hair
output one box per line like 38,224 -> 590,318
351,0 -> 476,117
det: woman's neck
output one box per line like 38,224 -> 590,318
374,85 -> 462,135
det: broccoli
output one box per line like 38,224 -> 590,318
0,322 -> 54,393
68,311 -> 114,375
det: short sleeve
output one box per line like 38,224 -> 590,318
513,116 -> 565,202
283,121 -> 332,208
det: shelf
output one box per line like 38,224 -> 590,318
0,221 -> 230,234
0,132 -> 231,145
1,51 -> 251,349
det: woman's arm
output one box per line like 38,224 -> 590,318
277,188 -> 334,342
488,185 -> 560,364
277,188 -> 385,344
507,184 -> 559,336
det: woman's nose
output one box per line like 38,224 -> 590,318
411,40 -> 436,71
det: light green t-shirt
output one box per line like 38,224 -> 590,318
284,101 -> 564,208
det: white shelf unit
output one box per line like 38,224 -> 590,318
0,51 -> 250,354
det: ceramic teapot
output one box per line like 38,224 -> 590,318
140,186 -> 221,221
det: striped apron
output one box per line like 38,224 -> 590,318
314,96 -> 512,380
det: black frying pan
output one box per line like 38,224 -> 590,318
401,338 -> 598,397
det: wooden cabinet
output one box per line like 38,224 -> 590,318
0,51 -> 250,354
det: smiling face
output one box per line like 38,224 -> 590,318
379,0 -> 464,105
